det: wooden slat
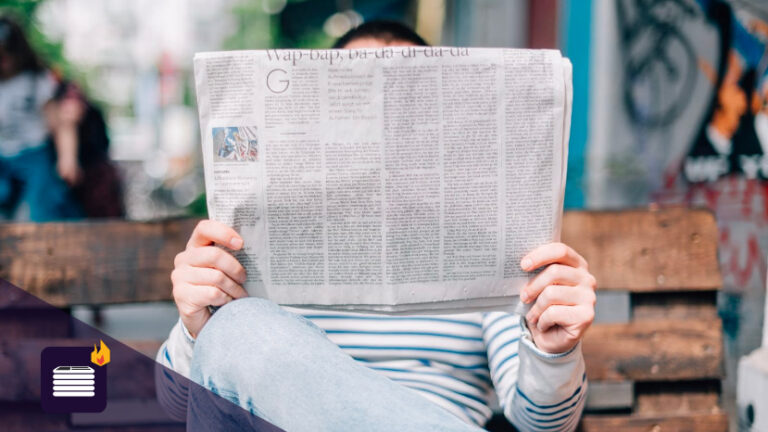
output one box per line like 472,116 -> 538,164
562,208 -> 722,292
0,208 -> 722,303
635,381 -> 721,416
636,392 -> 720,417
0,310 -> 71,338
0,219 -> 199,306
0,401 -> 183,431
582,319 -> 723,382
632,292 -> 719,321
580,412 -> 728,432
71,399 -> 183,427
0,403 -> 68,432
19,340 -> 720,415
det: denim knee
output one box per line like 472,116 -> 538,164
195,298 -> 281,351
207,297 -> 282,330
191,298 -> 322,382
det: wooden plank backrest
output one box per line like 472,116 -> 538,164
562,208 -> 722,292
563,208 -> 726,430
0,209 -> 725,380
0,219 -> 198,306
0,209 -> 727,430
0,209 -> 726,382
562,208 -> 724,382
0,207 -> 721,305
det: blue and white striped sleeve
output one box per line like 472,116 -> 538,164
154,318 -> 196,421
482,311 -> 587,432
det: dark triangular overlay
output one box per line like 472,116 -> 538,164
0,278 -> 284,432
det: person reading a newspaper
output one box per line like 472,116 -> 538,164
159,21 -> 596,432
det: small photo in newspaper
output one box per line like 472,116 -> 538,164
212,126 -> 259,162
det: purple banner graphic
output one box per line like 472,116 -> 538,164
0,278 -> 283,432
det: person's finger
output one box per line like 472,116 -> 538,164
174,285 -> 226,315
204,287 -> 234,307
185,266 -> 248,299
187,220 -> 243,250
521,264 -> 592,303
186,284 -> 233,308
525,285 -> 595,326
181,246 -> 247,285
520,242 -> 587,272
536,304 -> 594,334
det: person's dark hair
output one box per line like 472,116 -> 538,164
0,16 -> 44,74
333,20 -> 428,48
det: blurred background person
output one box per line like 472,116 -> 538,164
0,16 -> 82,221
48,79 -> 125,218
0,15 -> 123,221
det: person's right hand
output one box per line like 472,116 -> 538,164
171,220 -> 248,338
56,153 -> 82,186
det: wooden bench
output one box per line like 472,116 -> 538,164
0,207 -> 726,431
563,209 -> 726,432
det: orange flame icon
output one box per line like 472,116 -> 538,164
91,340 -> 110,366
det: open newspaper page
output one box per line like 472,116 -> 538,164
194,47 -> 572,313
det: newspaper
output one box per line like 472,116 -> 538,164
193,47 -> 572,313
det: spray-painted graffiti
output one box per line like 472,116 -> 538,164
619,0 -> 768,181
617,0 -> 700,128
684,0 -> 768,182
611,0 -> 768,400
656,178 -> 768,286
617,0 -> 768,294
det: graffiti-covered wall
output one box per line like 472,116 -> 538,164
588,0 -> 768,405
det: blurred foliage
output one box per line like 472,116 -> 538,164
186,191 -> 209,217
0,0 -> 82,82
223,0 -> 334,51
223,1 -> 277,50
291,27 -> 335,49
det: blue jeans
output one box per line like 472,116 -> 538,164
189,298 -> 484,432
0,146 -> 82,221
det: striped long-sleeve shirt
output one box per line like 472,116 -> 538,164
158,309 -> 587,431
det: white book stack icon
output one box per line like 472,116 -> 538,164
52,366 -> 95,397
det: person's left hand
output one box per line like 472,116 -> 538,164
520,242 -> 596,354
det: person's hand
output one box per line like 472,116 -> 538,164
49,96 -> 85,185
519,243 -> 596,354
56,154 -> 82,185
171,220 -> 248,338
58,96 -> 85,124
